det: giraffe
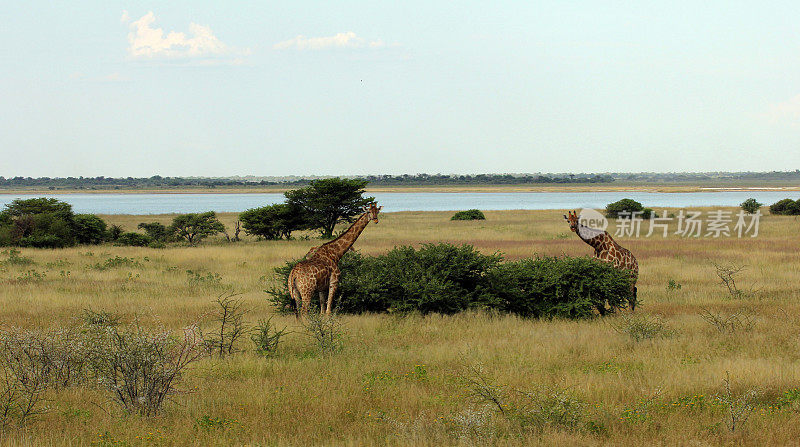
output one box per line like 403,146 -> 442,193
563,210 -> 639,310
288,202 -> 382,317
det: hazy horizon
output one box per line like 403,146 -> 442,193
3,1 -> 799,177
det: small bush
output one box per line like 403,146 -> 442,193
700,308 -> 755,333
137,222 -> 170,242
740,198 -> 763,214
73,214 -> 107,244
90,322 -> 206,416
605,198 -> 652,219
90,256 -> 143,271
451,209 -> 486,221
115,232 -> 151,247
303,312 -> 344,356
769,198 -> 800,215
201,295 -> 248,359
251,317 -> 288,357
1,249 -> 34,266
611,314 -> 674,342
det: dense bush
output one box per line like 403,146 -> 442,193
137,222 -> 169,242
115,232 -> 152,247
73,214 -> 108,244
268,243 -> 634,318
0,198 -> 110,248
739,198 -> 763,214
486,257 -> 634,318
769,198 -> 800,215
451,209 -> 486,221
605,199 -> 652,219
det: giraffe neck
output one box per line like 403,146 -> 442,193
320,212 -> 370,260
576,225 -> 611,252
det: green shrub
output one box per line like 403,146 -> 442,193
739,198 -> 762,214
0,198 -> 77,248
769,198 -> 800,215
605,199 -> 652,219
115,232 -> 151,247
451,209 -> 486,221
268,243 -> 633,318
137,222 -> 169,242
73,214 -> 107,244
487,256 -> 634,318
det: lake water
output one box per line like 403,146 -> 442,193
0,191 -> 797,214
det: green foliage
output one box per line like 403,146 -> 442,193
73,214 -> 107,244
137,222 -> 169,242
487,256 -> 634,318
451,209 -> 486,220
605,198 -> 652,219
250,317 -> 288,357
115,232 -> 151,247
168,212 -> 225,244
268,243 -> 633,318
769,198 -> 800,215
106,225 -> 124,242
1,249 -> 34,266
284,178 -> 374,238
239,203 -> 304,240
0,198 -> 76,248
739,198 -> 763,214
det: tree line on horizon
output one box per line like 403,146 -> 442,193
0,173 -> 613,189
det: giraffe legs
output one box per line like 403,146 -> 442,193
318,290 -> 327,315
326,268 -> 340,315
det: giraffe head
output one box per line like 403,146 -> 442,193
564,210 -> 580,233
364,202 -> 382,224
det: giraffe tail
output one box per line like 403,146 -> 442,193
630,286 -> 638,312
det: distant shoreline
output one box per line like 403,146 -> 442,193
1,184 -> 800,195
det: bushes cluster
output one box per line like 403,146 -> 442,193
0,198 -> 109,248
605,199 -> 652,219
769,198 -> 800,215
451,209 -> 486,221
269,243 -> 634,318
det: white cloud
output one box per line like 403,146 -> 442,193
765,95 -> 800,125
273,31 -> 386,51
124,11 -> 248,60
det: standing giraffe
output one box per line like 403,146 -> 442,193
563,210 -> 639,310
288,202 -> 382,317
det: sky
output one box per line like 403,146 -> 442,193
1,1 -> 799,177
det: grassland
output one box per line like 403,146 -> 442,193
1,209 -> 799,445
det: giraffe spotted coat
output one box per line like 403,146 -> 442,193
564,210 -> 639,310
288,203 -> 381,317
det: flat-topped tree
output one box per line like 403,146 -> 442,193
169,212 -> 224,245
285,178 -> 374,238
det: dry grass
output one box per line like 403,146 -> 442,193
0,208 -> 799,445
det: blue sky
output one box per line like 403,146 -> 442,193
1,1 -> 799,177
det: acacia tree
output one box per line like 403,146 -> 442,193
284,178 -> 374,238
168,212 -> 224,245
239,203 -> 304,240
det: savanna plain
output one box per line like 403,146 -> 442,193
1,209 -> 799,446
